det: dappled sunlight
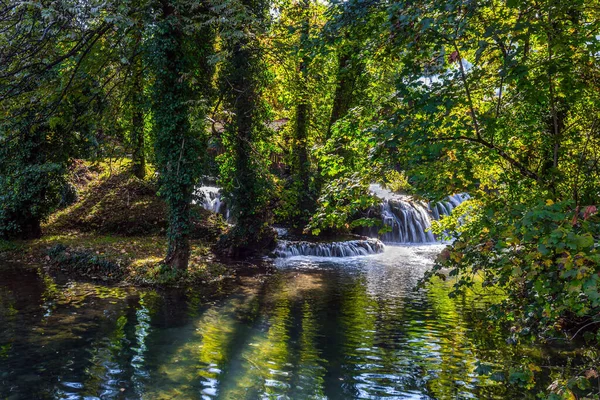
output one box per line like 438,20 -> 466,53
130,256 -> 164,269
140,294 -> 258,399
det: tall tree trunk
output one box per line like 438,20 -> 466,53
131,50 -> 146,179
327,45 -> 363,137
149,0 -> 202,269
218,0 -> 275,257
541,5 -> 569,198
291,0 -> 312,222
294,99 -> 310,205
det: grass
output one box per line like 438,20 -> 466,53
46,160 -> 168,236
2,231 -> 230,287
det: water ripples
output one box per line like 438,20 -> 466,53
0,247 -> 571,399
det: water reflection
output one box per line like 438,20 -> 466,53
0,247 -> 581,399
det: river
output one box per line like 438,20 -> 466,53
0,245 -> 582,399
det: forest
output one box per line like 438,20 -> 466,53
1,0 -> 600,398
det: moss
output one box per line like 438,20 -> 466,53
46,165 -> 168,236
0,239 -> 17,251
0,233 -> 232,287
41,240 -> 229,287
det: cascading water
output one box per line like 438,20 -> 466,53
360,185 -> 469,244
194,186 -> 230,220
381,198 -> 435,243
430,193 -> 470,220
193,183 -> 468,255
194,186 -> 384,259
275,239 -> 384,258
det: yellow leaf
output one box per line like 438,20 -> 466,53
451,252 -> 463,262
528,363 -> 541,373
546,199 -> 554,206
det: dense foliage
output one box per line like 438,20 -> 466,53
0,0 -> 141,237
1,0 -> 599,373
378,0 -> 600,344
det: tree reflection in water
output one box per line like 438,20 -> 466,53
0,247 -> 587,399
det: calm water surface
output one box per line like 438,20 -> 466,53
0,245 -> 578,399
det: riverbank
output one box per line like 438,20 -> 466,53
0,160 -> 270,287
0,233 -> 239,287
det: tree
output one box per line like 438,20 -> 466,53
217,0 -> 276,257
378,0 -> 600,338
266,0 -> 333,229
130,23 -> 147,180
290,0 -> 313,223
147,0 -> 213,269
0,0 -> 126,238
305,0 -> 395,235
325,0 -> 371,136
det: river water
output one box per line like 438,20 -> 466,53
0,245 -> 582,399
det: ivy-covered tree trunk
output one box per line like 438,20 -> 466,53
131,45 -> 146,180
289,0 -> 314,226
149,0 -> 202,269
218,0 -> 275,257
327,43 -> 364,136
293,98 -> 310,206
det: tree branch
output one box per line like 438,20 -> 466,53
431,135 -> 540,181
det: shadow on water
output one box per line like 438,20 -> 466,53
0,246 -> 586,399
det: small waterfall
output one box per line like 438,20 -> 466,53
361,184 -> 469,244
380,198 -> 436,243
430,193 -> 470,220
274,227 -> 289,239
275,239 -> 385,258
194,186 -> 230,220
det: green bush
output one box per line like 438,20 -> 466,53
306,172 -> 380,236
0,162 -> 66,239
428,196 -> 600,341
